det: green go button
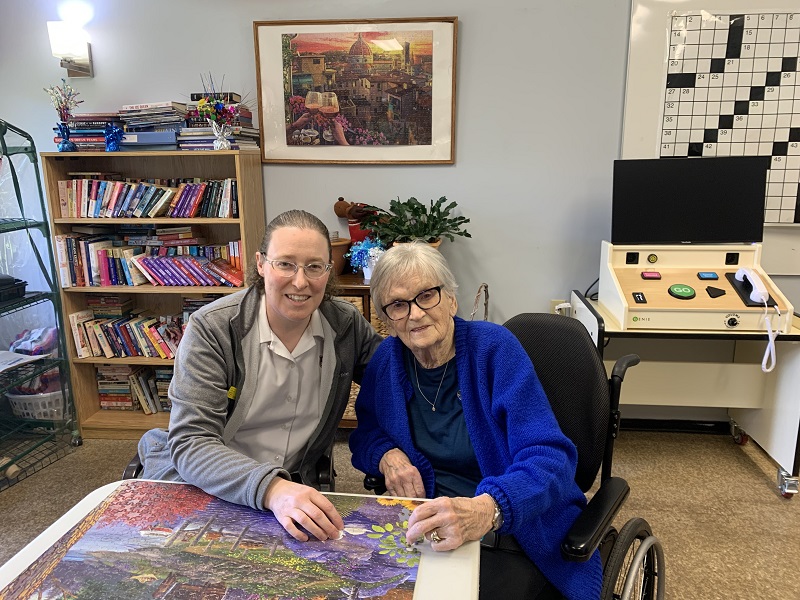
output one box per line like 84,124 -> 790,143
668,284 -> 696,300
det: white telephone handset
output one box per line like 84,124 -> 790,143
735,268 -> 769,303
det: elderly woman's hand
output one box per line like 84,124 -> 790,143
405,494 -> 495,551
379,448 -> 426,498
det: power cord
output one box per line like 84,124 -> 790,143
584,277 -> 599,301
761,302 -> 780,373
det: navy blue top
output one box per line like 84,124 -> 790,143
404,348 -> 482,497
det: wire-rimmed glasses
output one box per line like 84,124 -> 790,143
262,256 -> 332,279
382,286 -> 442,321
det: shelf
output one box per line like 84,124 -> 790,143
0,119 -> 77,492
42,148 -> 265,440
54,217 -> 242,225
0,358 -> 64,394
0,291 -> 56,317
79,409 -> 169,440
0,217 -> 46,234
75,356 -> 175,366
64,285 -> 240,295
0,422 -> 74,491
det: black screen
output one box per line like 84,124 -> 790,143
611,157 -> 770,244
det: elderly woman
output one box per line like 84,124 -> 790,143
140,210 -> 383,543
349,242 -> 601,600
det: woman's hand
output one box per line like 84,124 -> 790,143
379,448 -> 426,498
405,494 -> 495,551
264,478 -> 344,541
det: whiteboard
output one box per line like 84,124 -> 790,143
622,0 -> 800,274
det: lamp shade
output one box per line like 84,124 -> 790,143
47,21 -> 90,60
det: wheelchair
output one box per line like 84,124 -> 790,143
364,312 -> 665,600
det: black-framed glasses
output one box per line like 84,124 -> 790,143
382,286 -> 442,321
261,255 -> 332,279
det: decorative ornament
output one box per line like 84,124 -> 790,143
43,79 -> 83,122
104,122 -> 124,152
209,119 -> 232,150
56,122 -> 77,152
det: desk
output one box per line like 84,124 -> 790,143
570,290 -> 800,496
0,480 -> 479,599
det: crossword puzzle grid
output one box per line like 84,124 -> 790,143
660,11 -> 800,224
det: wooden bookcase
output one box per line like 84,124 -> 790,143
40,149 -> 265,440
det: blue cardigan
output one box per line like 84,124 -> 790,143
350,317 -> 602,600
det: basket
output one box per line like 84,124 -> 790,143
0,278 -> 26,302
5,390 -> 64,420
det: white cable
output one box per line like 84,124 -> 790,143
761,302 -> 779,373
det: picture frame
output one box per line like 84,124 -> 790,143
253,17 -> 457,164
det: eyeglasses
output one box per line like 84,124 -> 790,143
261,255 -> 332,279
382,286 -> 442,321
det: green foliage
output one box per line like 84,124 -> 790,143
366,521 -> 420,567
360,196 -> 471,244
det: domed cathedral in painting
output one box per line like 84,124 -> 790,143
346,32 -> 374,75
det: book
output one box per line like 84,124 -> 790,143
121,131 -> 178,145
68,309 -> 94,358
129,254 -> 160,286
104,181 -> 127,217
92,320 -> 116,358
165,183 -> 190,217
97,248 -> 111,286
120,101 -> 187,111
147,188 -> 175,218
93,180 -> 108,218
189,91 -> 241,102
57,180 -> 70,218
128,369 -> 153,414
87,238 -> 114,287
132,185 -> 159,218
82,319 -> 103,357
206,259 -> 244,287
54,235 -> 72,288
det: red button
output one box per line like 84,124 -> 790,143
641,271 -> 661,280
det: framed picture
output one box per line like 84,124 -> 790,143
253,17 -> 457,164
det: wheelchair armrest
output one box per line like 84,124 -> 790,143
316,451 -> 334,492
611,354 -> 640,380
364,474 -> 387,495
122,453 -> 143,480
561,476 -> 630,562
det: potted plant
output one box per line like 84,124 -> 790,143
358,196 -> 471,246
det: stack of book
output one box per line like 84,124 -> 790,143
177,125 -> 259,150
97,364 -> 137,411
182,91 -> 259,150
118,101 -> 187,150
54,113 -> 122,152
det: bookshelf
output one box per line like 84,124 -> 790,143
40,149 -> 265,440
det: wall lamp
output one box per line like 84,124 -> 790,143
47,21 -> 93,77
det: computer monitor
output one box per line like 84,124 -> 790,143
611,156 -> 770,245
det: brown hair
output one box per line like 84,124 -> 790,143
245,209 -> 339,298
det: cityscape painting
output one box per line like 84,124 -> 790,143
0,480 -> 425,599
255,18 -> 457,164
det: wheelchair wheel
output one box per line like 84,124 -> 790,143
600,517 -> 662,600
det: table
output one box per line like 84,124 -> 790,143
337,272 -> 387,428
0,480 -> 479,599
337,272 -> 373,323
570,290 -> 800,496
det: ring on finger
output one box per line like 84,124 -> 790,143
430,529 -> 443,544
